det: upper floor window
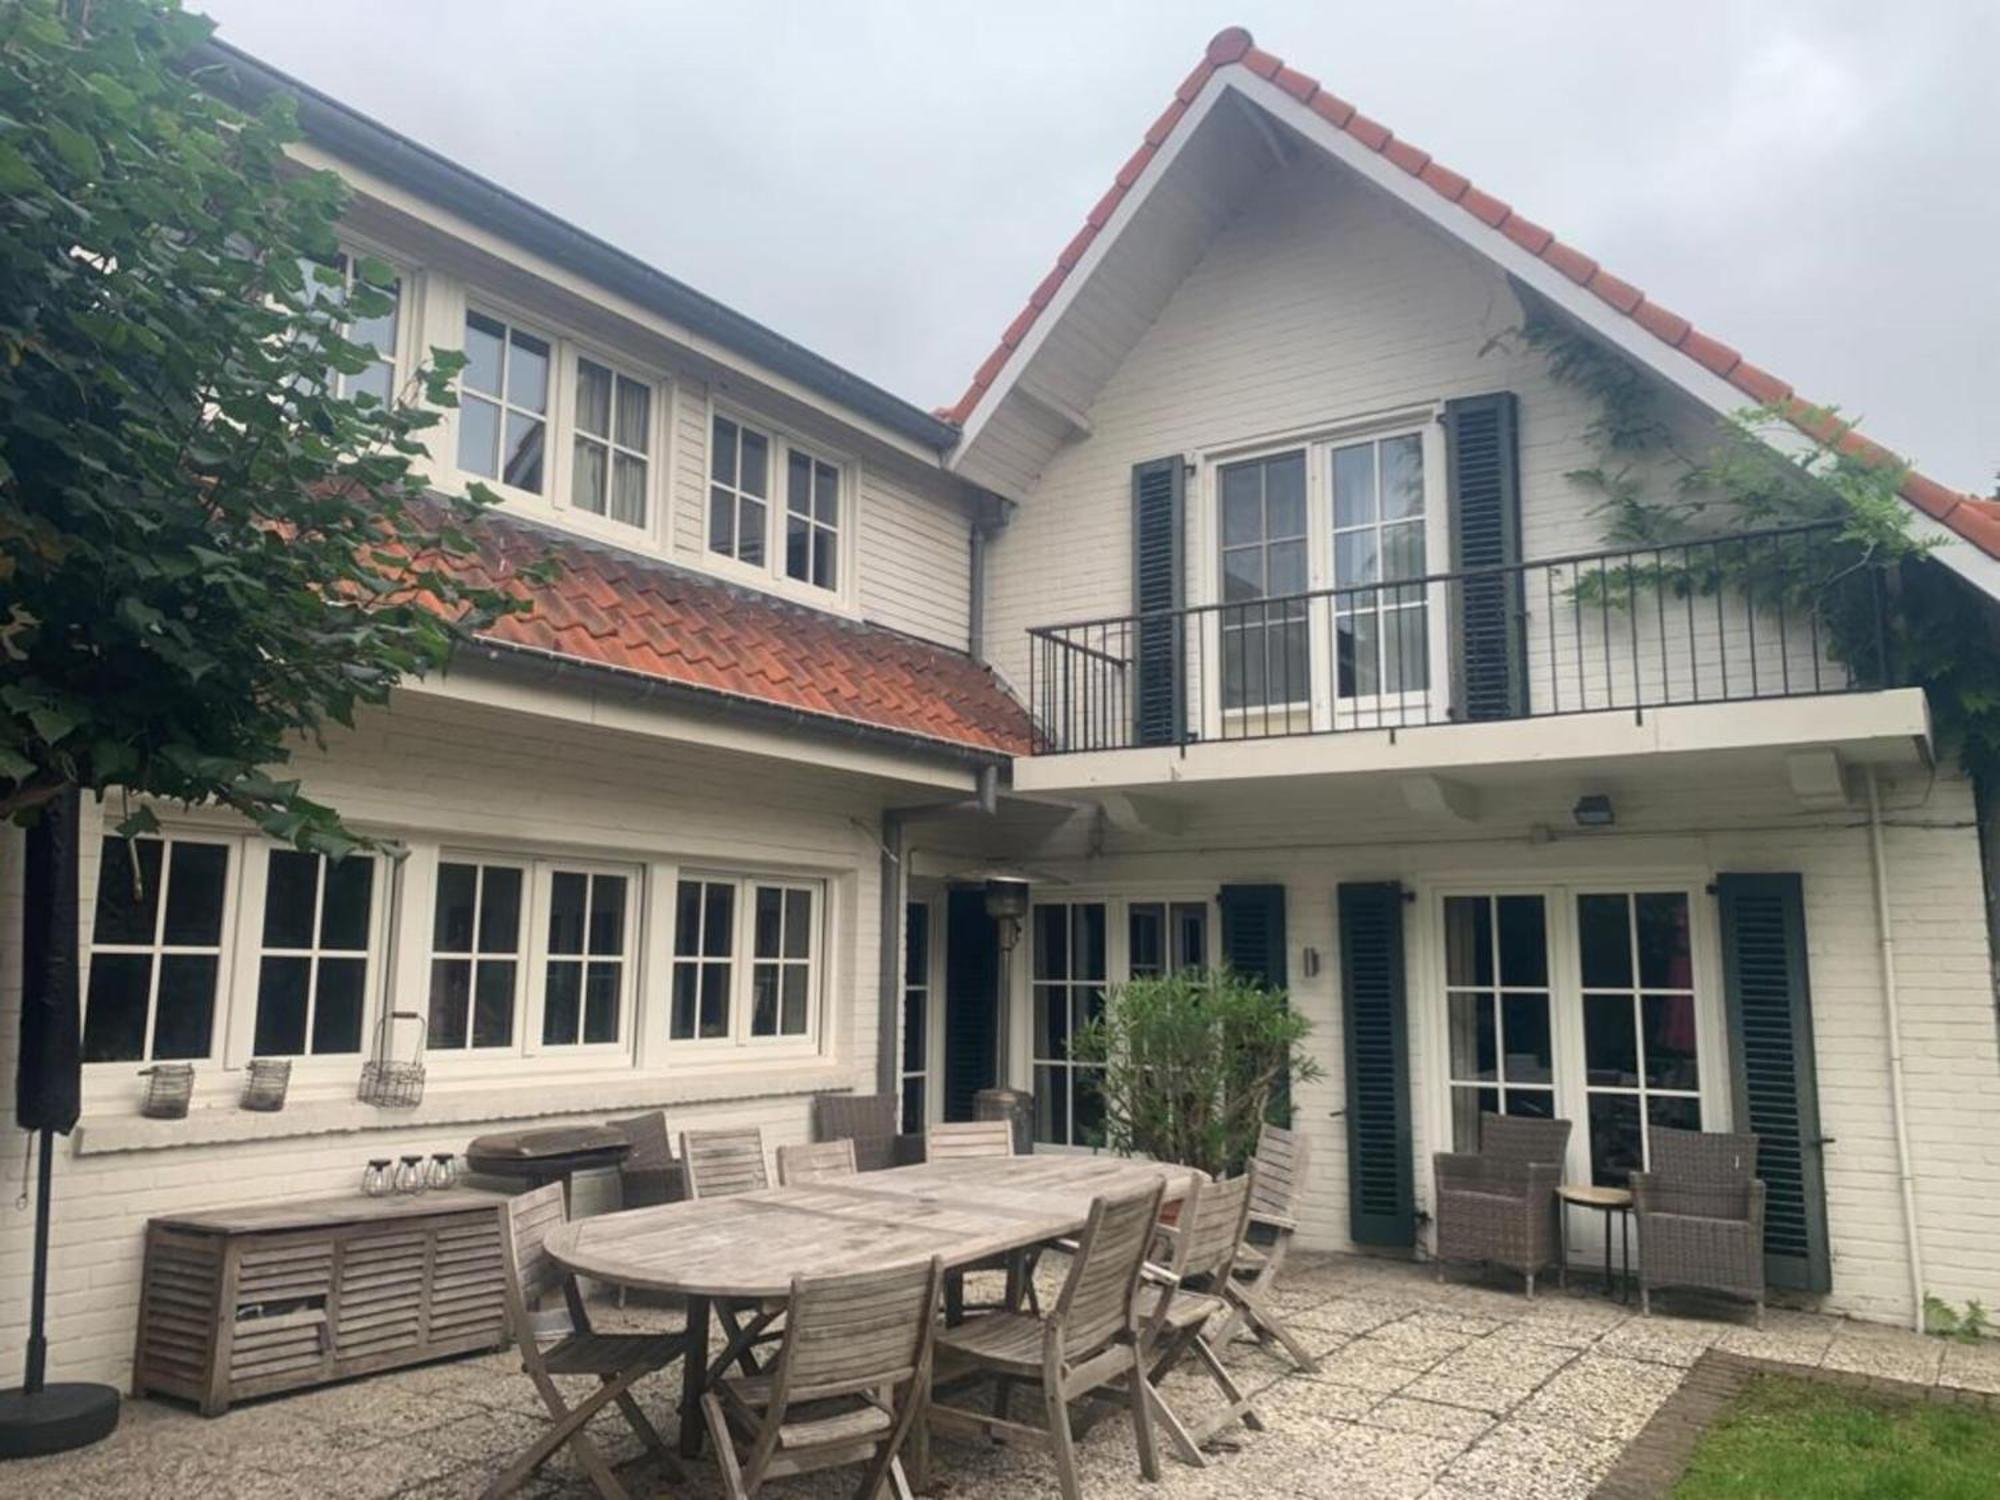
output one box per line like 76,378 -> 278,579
1332,432 -> 1429,700
325,252 -> 401,405
710,412 -> 843,595
572,357 -> 651,527
459,309 -> 551,494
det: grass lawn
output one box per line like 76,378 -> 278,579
1673,1372 -> 2000,1499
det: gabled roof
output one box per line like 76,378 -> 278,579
943,26 -> 2000,564
437,513 -> 1031,759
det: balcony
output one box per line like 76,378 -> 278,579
1016,524 -> 1920,795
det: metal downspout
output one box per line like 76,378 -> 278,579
1866,765 -> 1928,1331
875,766 -> 1000,1096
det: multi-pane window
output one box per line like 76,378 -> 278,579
540,870 -> 630,1047
427,860 -> 525,1051
1032,902 -> 1107,1149
751,885 -> 815,1037
671,879 -> 735,1041
1218,450 -> 1309,715
253,851 -> 376,1057
1127,902 -> 1207,979
1578,892 -> 1702,1186
571,356 -> 650,527
671,876 -> 821,1044
459,310 -> 551,494
304,252 -> 400,405
709,414 -> 770,567
82,836 -> 231,1063
1443,895 -> 1555,1151
1331,433 -> 1429,701
901,902 -> 931,1133
784,448 -> 840,590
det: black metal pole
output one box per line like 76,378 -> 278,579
23,1129 -> 53,1395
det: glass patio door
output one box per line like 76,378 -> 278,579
1442,894 -> 1555,1151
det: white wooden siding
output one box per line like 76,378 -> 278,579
997,758 -> 2000,1330
986,149 -> 1843,736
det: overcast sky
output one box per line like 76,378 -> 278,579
195,0 -> 1998,493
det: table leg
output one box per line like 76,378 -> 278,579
1602,1209 -> 1614,1302
679,1294 -> 710,1460
1621,1211 -> 1631,1305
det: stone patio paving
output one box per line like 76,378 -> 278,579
15,1252 -> 1997,1500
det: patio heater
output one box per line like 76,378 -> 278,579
0,788 -> 120,1459
978,877 -> 1034,1151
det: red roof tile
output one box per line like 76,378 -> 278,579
940,26 -> 1997,562
443,513 -> 1031,756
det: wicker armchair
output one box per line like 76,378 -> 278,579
1631,1127 -> 1765,1324
810,1092 -> 920,1173
1432,1112 -> 1572,1297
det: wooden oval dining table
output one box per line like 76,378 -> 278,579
543,1152 -> 1201,1458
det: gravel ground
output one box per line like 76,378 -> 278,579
15,1251 -> 1980,1500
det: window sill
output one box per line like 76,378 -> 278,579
73,1057 -> 852,1157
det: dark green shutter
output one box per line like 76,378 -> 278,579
1339,882 -> 1414,1247
1132,457 -> 1186,747
1716,873 -> 1832,1293
1220,884 -> 1291,1126
1444,393 -> 1525,720
1219,884 -> 1287,990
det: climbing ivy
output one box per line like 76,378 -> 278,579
1521,315 -> 2000,787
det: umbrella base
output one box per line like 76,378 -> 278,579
0,1383 -> 120,1459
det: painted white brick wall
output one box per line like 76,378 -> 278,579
0,688 -> 904,1389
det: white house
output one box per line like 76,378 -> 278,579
5,25 -> 2000,1390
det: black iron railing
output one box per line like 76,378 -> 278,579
1024,523 -> 1889,754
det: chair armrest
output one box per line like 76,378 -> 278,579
1433,1152 -> 1485,1191
1748,1178 -> 1766,1235
1139,1259 -> 1180,1289
1629,1170 -> 1658,1215
1247,1209 -> 1298,1235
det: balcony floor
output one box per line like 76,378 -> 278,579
1014,687 -> 1931,798
16,1250 -> 1994,1499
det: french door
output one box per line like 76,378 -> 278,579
1432,883 -> 1721,1196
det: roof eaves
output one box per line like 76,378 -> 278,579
188,39 -> 962,454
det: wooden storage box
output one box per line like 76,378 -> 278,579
134,1189 -> 511,1415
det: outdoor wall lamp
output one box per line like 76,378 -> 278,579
1572,794 -> 1616,828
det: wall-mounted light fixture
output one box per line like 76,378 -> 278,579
1301,947 -> 1322,979
1571,794 -> 1615,829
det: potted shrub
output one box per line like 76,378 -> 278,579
1071,966 -> 1322,1179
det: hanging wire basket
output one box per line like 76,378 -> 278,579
240,1058 -> 292,1113
139,1064 -> 195,1120
357,1010 -> 426,1108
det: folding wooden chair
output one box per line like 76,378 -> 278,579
920,1183 -> 1165,1500
682,1128 -> 784,1379
924,1120 -> 1038,1322
1135,1167 -> 1263,1465
702,1256 -> 943,1500
1209,1123 -> 1318,1372
486,1184 -> 683,1500
776,1138 -> 858,1187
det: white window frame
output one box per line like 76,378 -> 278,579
224,844 -> 389,1070
1194,407 -> 1449,741
704,398 -> 856,607
1326,427 -> 1448,729
449,291 -> 667,545
667,871 -> 827,1056
523,858 -> 642,1059
313,243 -> 412,406
568,352 -> 655,529
79,832 -> 241,1068
900,896 -> 944,1132
1416,875 -> 1732,1226
1439,893 -> 1558,1152
422,851 -> 532,1055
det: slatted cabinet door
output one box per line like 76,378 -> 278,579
135,1192 -> 510,1415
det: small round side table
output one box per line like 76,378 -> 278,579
1557,1183 -> 1633,1303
